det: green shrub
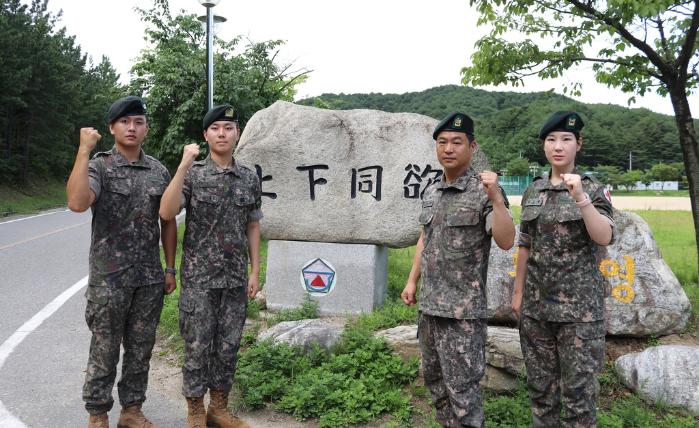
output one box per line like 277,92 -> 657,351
235,326 -> 419,427
484,380 -> 532,427
267,295 -> 319,326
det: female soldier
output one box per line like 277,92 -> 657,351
511,111 -> 614,427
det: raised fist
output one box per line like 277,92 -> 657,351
180,143 -> 201,170
79,127 -> 101,152
479,170 -> 503,203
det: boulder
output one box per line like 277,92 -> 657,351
615,345 -> 699,415
486,211 -> 691,337
375,325 -> 420,361
258,318 -> 343,352
235,101 -> 489,248
374,324 -> 525,391
486,326 -> 525,376
599,211 -> 691,336
253,288 -> 266,310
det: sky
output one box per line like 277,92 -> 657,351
45,0 -> 698,117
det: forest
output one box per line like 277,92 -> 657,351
299,85 -> 685,174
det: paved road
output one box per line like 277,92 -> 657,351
0,208 -> 184,427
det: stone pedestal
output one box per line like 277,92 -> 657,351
265,240 -> 388,315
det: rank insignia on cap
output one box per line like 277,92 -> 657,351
567,116 -> 576,127
225,107 -> 235,118
454,117 -> 462,127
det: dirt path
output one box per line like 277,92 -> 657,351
149,341 -> 316,428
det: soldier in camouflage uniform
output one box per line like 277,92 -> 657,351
66,96 -> 178,428
402,112 -> 515,427
160,104 -> 261,428
511,111 -> 614,427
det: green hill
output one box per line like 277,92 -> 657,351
297,85 -> 682,172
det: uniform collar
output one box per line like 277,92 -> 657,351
204,155 -> 241,176
110,146 -> 150,168
437,167 -> 476,191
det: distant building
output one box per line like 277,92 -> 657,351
635,181 -> 679,191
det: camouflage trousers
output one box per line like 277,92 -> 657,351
83,284 -> 164,414
179,286 -> 247,398
418,313 -> 486,428
520,316 -> 605,428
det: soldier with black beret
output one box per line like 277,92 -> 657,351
512,111 -> 614,427
160,104 -> 261,428
402,111 -> 515,427
67,95 -> 177,428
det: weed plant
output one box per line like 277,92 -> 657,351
235,324 -> 419,427
267,294 -> 319,326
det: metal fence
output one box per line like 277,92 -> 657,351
499,176 -> 533,196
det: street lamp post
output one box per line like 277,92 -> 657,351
198,0 -> 222,111
529,163 -> 538,177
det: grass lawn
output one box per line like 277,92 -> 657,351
0,179 -> 67,216
613,189 -> 689,197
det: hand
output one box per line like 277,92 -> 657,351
164,272 -> 177,295
511,291 -> 522,320
560,173 -> 584,201
479,170 -> 504,203
247,276 -> 259,298
179,143 -> 201,170
79,127 -> 101,153
401,282 -> 417,306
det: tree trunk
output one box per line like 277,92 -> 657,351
669,88 -> 699,276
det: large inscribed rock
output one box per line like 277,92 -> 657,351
235,101 -> 489,247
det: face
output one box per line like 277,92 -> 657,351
435,131 -> 477,175
203,120 -> 239,155
109,115 -> 148,147
543,131 -> 581,169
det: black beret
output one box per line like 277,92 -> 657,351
203,104 -> 239,130
433,112 -> 474,140
108,96 -> 147,123
538,111 -> 584,139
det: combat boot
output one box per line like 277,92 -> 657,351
186,396 -> 207,428
207,389 -> 249,428
117,404 -> 159,428
88,413 -> 108,428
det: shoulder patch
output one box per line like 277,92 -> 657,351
236,162 -> 255,174
604,188 -> 612,202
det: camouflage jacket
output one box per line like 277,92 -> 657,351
419,167 -> 508,319
87,146 -> 170,287
518,170 -> 615,322
180,156 -> 262,289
